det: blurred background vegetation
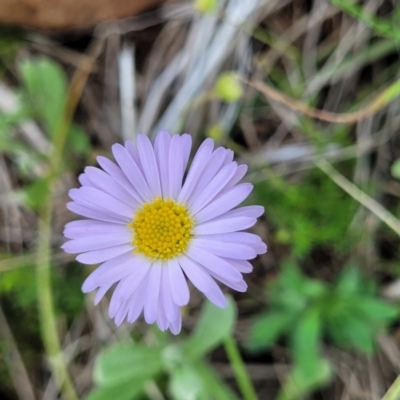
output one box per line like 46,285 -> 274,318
1,0 -> 400,399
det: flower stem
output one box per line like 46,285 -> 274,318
223,334 -> 258,400
382,375 -> 400,400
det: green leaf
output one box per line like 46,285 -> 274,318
169,365 -> 204,400
391,158 -> 400,179
85,379 -> 143,400
67,124 -> 90,155
247,311 -> 294,351
185,296 -> 236,359
19,57 -> 67,137
93,342 -> 163,387
278,357 -> 332,400
291,307 -> 322,376
193,360 -> 241,400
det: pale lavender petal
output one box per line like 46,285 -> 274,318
78,173 -> 93,187
70,187 -> 134,220
95,254 -> 150,288
186,147 -> 226,205
127,277 -> 149,323
84,166 -> 140,208
191,238 -> 257,260
168,134 -> 184,198
178,138 -> 214,203
222,149 -> 234,166
190,162 -> 237,214
179,256 -> 227,308
169,313 -> 182,335
94,284 -> 112,305
195,217 -> 256,234
167,259 -> 190,306
62,233 -> 131,253
187,245 -> 243,283
136,134 -> 162,197
181,133 -> 192,171
125,140 -> 144,174
160,266 -> 179,322
64,220 -> 129,240
156,304 -> 169,331
77,244 -> 133,264
255,242 -> 268,254
108,259 -> 151,319
112,144 -> 152,201
221,164 -> 248,192
144,262 -> 162,323
197,232 -> 266,254
82,251 -> 135,292
97,156 -> 141,201
223,258 -> 253,273
217,205 -> 265,219
67,202 -> 126,224
154,130 -> 171,198
194,183 -> 253,223
115,301 -> 131,326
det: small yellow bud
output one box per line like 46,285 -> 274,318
215,72 -> 243,102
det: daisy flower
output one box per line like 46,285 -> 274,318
62,131 -> 266,334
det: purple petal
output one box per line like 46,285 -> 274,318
94,284 -> 112,305
169,313 -> 182,335
221,164 -> 248,191
67,202 -> 126,224
64,220 -> 129,240
186,147 -> 226,205
125,140 -> 144,175
168,134 -> 184,198
191,238 -> 257,260
178,138 -> 214,203
82,251 -> 136,292
160,266 -> 180,322
167,259 -> 190,306
62,232 -> 131,253
78,173 -> 93,187
97,156 -> 141,201
144,262 -> 162,323
84,166 -> 140,208
190,162 -> 237,214
70,187 -> 134,220
194,183 -> 253,223
179,256 -> 227,308
77,244 -> 133,265
136,134 -> 162,197
181,133 -> 192,171
187,245 -> 243,283
223,258 -> 253,273
154,130 -> 171,198
195,217 -> 256,234
127,277 -> 148,323
112,144 -> 152,201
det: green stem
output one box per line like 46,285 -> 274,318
223,334 -> 258,400
382,375 -> 400,400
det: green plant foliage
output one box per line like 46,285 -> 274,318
86,297 -> 239,400
185,295 -> 236,359
253,168 -> 358,256
247,262 -> 397,398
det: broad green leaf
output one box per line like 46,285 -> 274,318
93,342 -> 163,386
391,158 -> 400,179
278,358 -> 332,400
335,266 -> 362,296
291,307 -> 322,376
19,58 -> 67,137
185,296 -> 236,359
247,311 -> 294,351
194,360 -> 241,400
352,297 -> 398,326
85,379 -> 143,400
169,365 -> 204,400
67,124 -> 90,155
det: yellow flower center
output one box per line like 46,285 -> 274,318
129,197 -> 194,260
